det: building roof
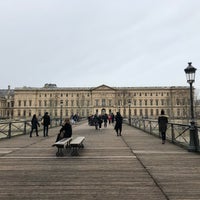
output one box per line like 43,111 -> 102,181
14,85 -> 189,92
0,89 -> 14,98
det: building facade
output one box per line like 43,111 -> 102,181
0,86 -> 14,119
8,84 -> 192,121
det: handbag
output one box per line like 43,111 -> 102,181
59,130 -> 65,139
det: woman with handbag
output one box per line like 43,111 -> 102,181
56,118 -> 72,142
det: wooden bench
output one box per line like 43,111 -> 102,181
52,137 -> 73,157
70,136 -> 85,156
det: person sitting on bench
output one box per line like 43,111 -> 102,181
56,118 -> 72,142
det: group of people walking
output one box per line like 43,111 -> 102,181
30,109 -> 168,145
88,112 -> 123,136
88,109 -> 168,143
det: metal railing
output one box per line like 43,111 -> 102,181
0,118 -> 61,139
128,118 -> 200,150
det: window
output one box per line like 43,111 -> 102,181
49,100 -> 53,107
145,109 -> 148,117
140,109 -> 143,116
177,109 -> 180,117
38,110 -> 41,117
102,99 -> 106,106
81,100 -> 84,106
29,110 -> 31,117
156,100 -> 159,106
156,109 -> 159,115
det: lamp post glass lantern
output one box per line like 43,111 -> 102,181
184,62 -> 199,151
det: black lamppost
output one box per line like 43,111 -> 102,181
60,100 -> 63,126
128,99 -> 131,125
184,62 -> 199,152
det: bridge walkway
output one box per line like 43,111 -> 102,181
0,122 -> 199,200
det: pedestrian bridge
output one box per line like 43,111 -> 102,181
0,122 -> 199,200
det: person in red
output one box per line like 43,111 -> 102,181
158,109 -> 168,144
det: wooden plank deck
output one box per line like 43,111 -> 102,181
0,122 -> 199,200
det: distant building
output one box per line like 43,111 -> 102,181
0,85 -> 14,119
8,84 -> 192,121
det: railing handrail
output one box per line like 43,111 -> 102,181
0,118 -> 61,139
127,117 -> 200,151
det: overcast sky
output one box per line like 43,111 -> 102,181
1,0 -> 200,89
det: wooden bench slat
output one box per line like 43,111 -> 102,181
70,136 -> 85,145
70,136 -> 85,156
52,137 -> 72,147
52,136 -> 85,157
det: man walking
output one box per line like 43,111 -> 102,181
158,109 -> 168,144
42,112 -> 51,137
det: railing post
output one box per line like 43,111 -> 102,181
171,124 -> 175,143
149,121 -> 152,134
24,121 -> 27,135
8,122 -> 11,138
143,120 -> 146,132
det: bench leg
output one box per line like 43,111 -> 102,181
56,147 -> 64,157
71,147 -> 79,156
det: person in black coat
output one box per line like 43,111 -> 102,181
30,114 -> 40,137
56,118 -> 72,142
42,112 -> 51,137
114,112 -> 123,136
158,109 -> 168,144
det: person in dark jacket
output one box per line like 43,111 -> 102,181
56,118 -> 72,142
42,112 -> 51,137
114,112 -> 123,136
158,109 -> 168,144
30,114 -> 40,137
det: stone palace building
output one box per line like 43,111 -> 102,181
0,83 -> 196,121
